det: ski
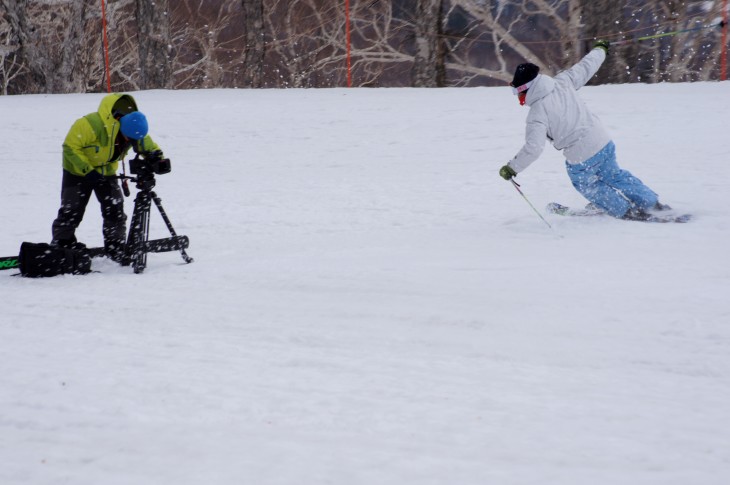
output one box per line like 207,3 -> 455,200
0,236 -> 189,272
653,213 -> 693,223
0,255 -> 19,270
546,202 -> 692,223
546,202 -> 604,217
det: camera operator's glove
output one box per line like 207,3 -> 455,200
594,40 -> 610,54
499,164 -> 517,181
144,150 -> 163,162
85,169 -> 104,184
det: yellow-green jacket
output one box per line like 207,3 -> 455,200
62,93 -> 162,177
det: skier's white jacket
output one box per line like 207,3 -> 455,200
509,48 -> 611,173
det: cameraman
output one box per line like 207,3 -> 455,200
51,93 -> 164,263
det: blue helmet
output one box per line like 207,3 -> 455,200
120,111 -> 149,140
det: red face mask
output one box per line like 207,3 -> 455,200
511,78 -> 534,107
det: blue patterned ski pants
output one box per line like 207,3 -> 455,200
566,141 -> 658,218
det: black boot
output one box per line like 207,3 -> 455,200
653,201 -> 672,211
104,240 -> 127,264
622,208 -> 653,221
51,237 -> 77,248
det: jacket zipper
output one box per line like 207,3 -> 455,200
104,121 -> 120,176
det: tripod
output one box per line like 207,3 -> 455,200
121,172 -> 193,274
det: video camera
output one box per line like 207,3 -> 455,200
127,151 -> 171,191
130,150 -> 171,177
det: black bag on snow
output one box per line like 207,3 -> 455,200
18,242 -> 92,277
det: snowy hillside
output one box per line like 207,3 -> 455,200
1,83 -> 729,485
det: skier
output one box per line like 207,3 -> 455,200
498,40 -> 669,221
51,93 -> 164,262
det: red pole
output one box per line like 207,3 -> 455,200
345,0 -> 352,87
101,0 -> 112,92
722,0 -> 728,81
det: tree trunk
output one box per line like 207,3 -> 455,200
136,0 -> 171,89
1,0 -> 50,92
580,0 -> 629,84
53,0 -> 88,93
564,0 -> 583,66
412,0 -> 444,87
241,0 -> 265,88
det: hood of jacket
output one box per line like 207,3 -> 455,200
525,74 -> 555,106
97,93 -> 139,144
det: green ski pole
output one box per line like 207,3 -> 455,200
510,179 -> 553,229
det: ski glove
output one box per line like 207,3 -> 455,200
499,165 -> 517,180
594,40 -> 610,54
85,170 -> 104,184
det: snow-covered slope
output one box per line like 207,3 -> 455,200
1,82 -> 729,484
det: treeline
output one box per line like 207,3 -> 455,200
0,0 -> 726,95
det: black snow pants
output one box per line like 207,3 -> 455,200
51,170 -> 127,248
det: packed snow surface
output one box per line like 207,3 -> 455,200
1,83 -> 729,484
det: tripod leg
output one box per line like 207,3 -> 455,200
134,205 -> 150,274
125,191 -> 152,273
151,192 -> 194,264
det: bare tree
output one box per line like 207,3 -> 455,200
520,0 -> 584,67
169,0 -> 245,88
346,1 -> 414,87
241,0 -> 265,88
412,0 -> 445,87
263,0 -> 345,87
1,0 -> 49,92
579,0 -> 635,83
442,0 -> 543,85
4,0 -> 89,93
656,1 -> 723,82
1,0 -> 726,93
95,0 -> 142,92
261,0 -> 416,88
0,45 -> 24,95
580,0 -> 724,84
53,0 -> 89,93
0,0 -> 126,93
136,0 -> 172,89
0,11 -> 25,95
